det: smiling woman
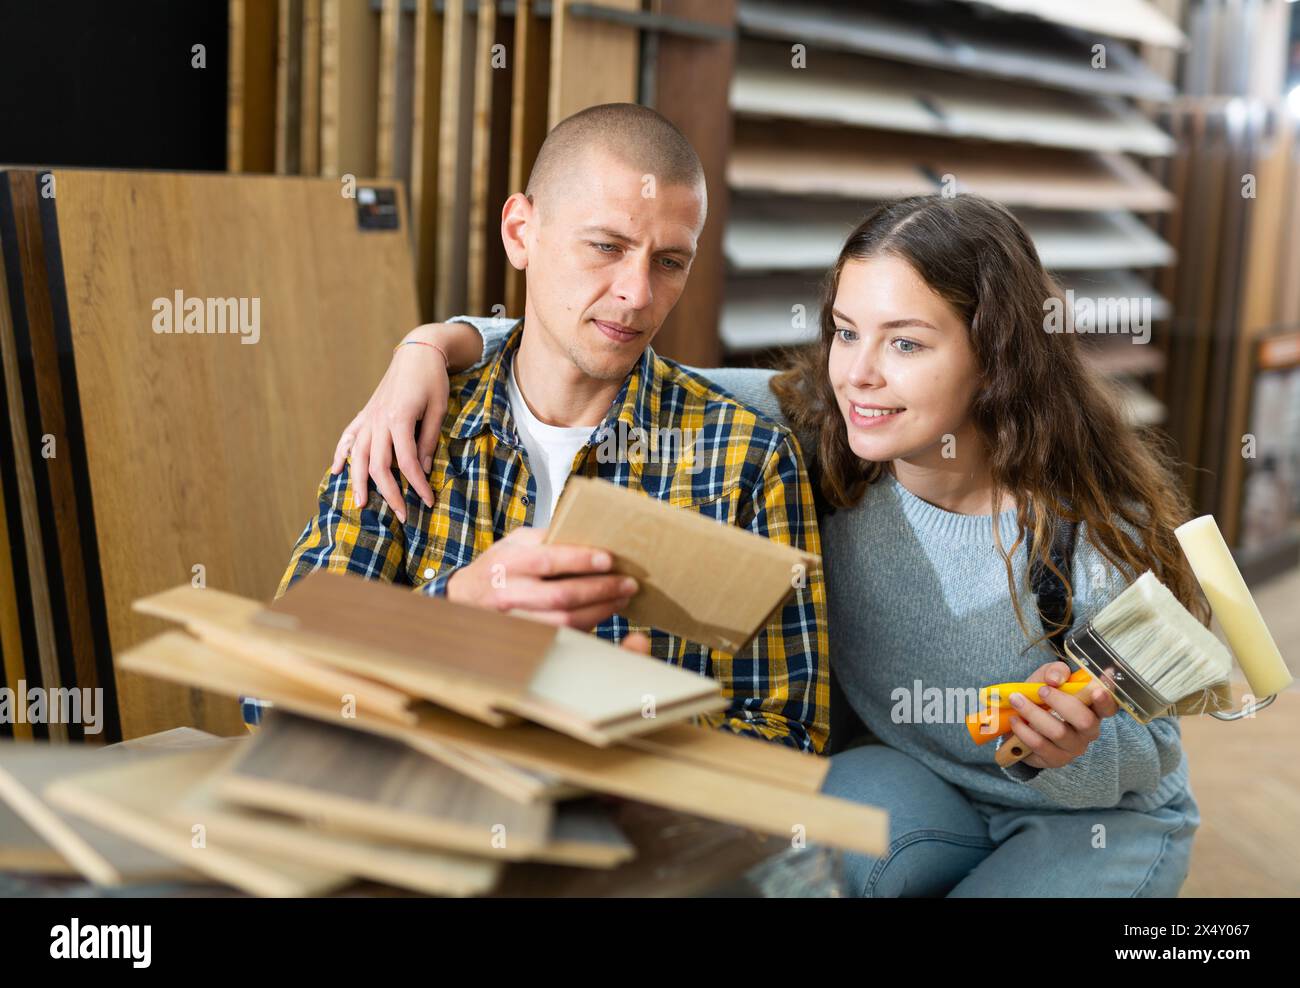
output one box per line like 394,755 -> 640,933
757,194 -> 1212,896
772,194 -> 1205,632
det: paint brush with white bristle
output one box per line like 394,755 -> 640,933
996,570 -> 1234,767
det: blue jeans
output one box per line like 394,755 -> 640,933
821,744 -> 1199,897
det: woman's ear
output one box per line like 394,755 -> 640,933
500,192 -> 532,271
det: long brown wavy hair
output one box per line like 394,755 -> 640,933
771,194 -> 1209,644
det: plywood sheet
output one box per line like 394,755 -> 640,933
45,745 -> 350,896
264,569 -> 553,691
169,783 -> 503,895
38,169 -> 418,739
139,579 -> 726,746
0,737 -> 232,885
217,711 -> 554,858
0,170 -> 115,740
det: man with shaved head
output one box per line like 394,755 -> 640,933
268,104 -> 829,753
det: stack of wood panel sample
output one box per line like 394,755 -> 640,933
0,571 -> 886,896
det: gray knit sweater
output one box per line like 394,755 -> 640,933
458,318 -> 1191,813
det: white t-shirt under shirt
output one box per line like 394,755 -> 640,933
506,361 -> 595,527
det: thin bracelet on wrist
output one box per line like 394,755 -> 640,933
394,340 -> 450,366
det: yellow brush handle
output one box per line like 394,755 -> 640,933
994,677 -> 1099,768
981,680 -> 1091,708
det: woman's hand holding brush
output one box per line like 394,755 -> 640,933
1003,661 -> 1119,769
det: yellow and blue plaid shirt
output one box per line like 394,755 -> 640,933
252,321 -> 829,752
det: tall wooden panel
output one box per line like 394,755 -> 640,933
435,0 -> 477,317
410,0 -> 445,321
504,0 -> 552,317
651,0 -> 736,367
36,171 -> 419,739
468,0 -> 515,315
0,171 -> 116,742
321,0 -> 380,178
548,0 -> 640,127
377,0 -> 416,186
228,0 -> 278,173
300,0 -> 324,175
274,0 -> 305,174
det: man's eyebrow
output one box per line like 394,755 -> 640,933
577,225 -> 633,242
577,226 -> 695,259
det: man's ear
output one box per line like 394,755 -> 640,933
501,192 -> 532,271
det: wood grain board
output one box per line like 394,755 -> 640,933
648,0 -> 736,369
0,170 -> 117,741
138,576 -> 726,746
169,778 -> 504,895
548,0 -> 640,127
503,0 -> 551,318
217,711 -> 555,859
409,0 -> 444,320
0,801 -> 74,874
134,585 -> 570,802
300,0 -> 324,175
467,0 -> 513,315
377,0 -> 415,185
535,800 -> 636,868
264,569 -> 553,691
228,0 -> 278,173
546,476 -> 817,654
0,215 -> 41,740
275,0 -> 305,174
0,736 -> 234,885
37,169 -> 418,739
0,451 -> 29,740
321,0 -> 380,178
45,745 -> 350,897
435,0 -> 476,317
